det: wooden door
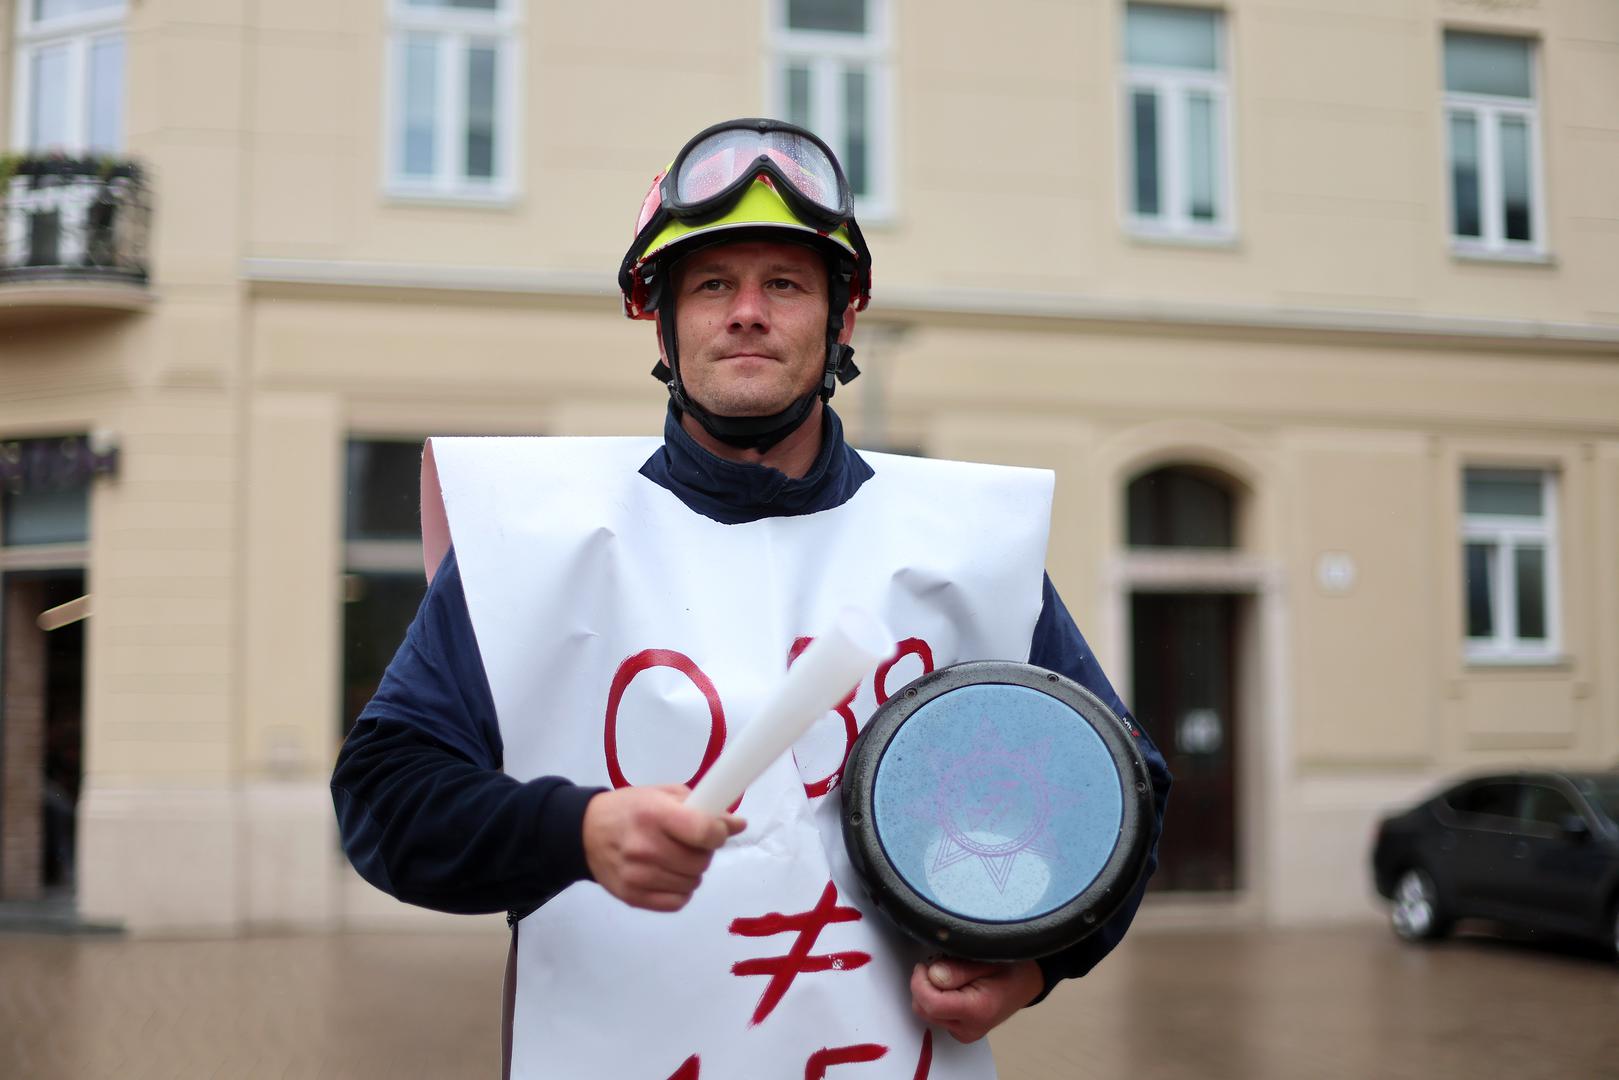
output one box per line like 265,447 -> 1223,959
1130,592 -> 1240,892
1,572 -> 85,899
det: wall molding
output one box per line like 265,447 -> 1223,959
241,257 -> 1619,355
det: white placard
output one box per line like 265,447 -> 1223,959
432,436 -> 1054,1080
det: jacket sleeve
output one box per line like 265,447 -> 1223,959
330,548 -> 604,915
1024,573 -> 1172,1001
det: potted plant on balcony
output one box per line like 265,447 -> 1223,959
0,153 -> 149,281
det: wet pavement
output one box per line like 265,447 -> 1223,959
3,924 -> 1615,1079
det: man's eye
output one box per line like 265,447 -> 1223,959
768,278 -> 799,290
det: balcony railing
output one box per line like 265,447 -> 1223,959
0,156 -> 152,317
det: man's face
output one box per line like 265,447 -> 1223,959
669,240 -> 848,418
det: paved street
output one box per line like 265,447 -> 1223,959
3,924 -> 1616,1079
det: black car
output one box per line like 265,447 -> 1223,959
1371,770 -> 1619,960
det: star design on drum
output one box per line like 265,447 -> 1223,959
926,715 -> 1075,893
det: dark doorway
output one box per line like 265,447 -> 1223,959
1,572 -> 86,900
1131,591 -> 1240,892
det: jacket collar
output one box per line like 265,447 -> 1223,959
643,402 -> 873,525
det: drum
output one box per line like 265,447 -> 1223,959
841,661 -> 1154,961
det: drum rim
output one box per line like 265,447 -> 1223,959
841,660 -> 1154,962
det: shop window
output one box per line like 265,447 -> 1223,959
1126,464 -> 1236,550
342,439 -> 427,734
1462,467 -> 1558,663
1123,3 -> 1232,241
0,437 -> 99,547
2,488 -> 88,547
772,0 -> 892,217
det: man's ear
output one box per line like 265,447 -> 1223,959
837,303 -> 858,346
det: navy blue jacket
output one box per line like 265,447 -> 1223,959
331,405 -> 1171,999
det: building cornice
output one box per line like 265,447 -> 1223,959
240,258 -> 1619,355
241,258 -> 611,300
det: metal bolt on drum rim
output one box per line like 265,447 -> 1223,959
840,660 -> 1154,962
1391,869 -> 1436,941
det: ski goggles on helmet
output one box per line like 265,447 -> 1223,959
619,117 -> 871,319
657,117 -> 854,230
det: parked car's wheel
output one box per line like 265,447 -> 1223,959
1390,867 -> 1450,942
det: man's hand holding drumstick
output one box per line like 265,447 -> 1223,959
582,785 -> 745,912
584,607 -> 891,912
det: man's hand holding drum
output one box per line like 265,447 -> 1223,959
911,958 -> 1045,1044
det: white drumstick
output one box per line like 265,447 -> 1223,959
686,606 -> 894,815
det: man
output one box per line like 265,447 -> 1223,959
333,118 -> 1170,1078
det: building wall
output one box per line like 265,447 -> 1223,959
1,0 -> 1615,933
230,0 -> 1619,325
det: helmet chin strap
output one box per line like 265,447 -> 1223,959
648,254 -> 861,454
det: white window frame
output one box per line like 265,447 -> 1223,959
1443,35 -> 1546,260
1462,469 -> 1561,664
384,0 -> 522,204
9,0 -> 127,154
768,0 -> 895,223
1120,6 -> 1236,243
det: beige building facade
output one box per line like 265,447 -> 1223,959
1,0 -> 1616,934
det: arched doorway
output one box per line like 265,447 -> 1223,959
1126,464 -> 1247,893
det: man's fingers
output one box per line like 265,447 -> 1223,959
912,979 -> 991,1044
925,958 -> 1001,991
911,963 -> 971,1020
662,803 -> 740,850
581,786 -> 748,913
623,864 -> 703,896
623,829 -> 713,875
645,784 -> 748,844
611,839 -> 702,912
911,958 -> 1046,1044
911,964 -> 966,1017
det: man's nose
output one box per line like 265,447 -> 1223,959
726,281 -> 770,332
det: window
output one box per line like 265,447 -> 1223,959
1126,465 -> 1237,549
1518,785 -> 1577,829
1445,781 -> 1520,821
0,436 -> 99,548
771,0 -> 892,218
342,439 -> 427,734
1122,3 -> 1232,240
1462,468 -> 1559,663
386,0 -> 519,201
1444,32 -> 1543,257
1574,777 -> 1619,825
1,487 -> 89,546
10,0 -> 126,153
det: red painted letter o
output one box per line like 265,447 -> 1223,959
604,649 -> 727,792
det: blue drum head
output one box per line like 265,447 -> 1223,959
843,662 -> 1153,961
